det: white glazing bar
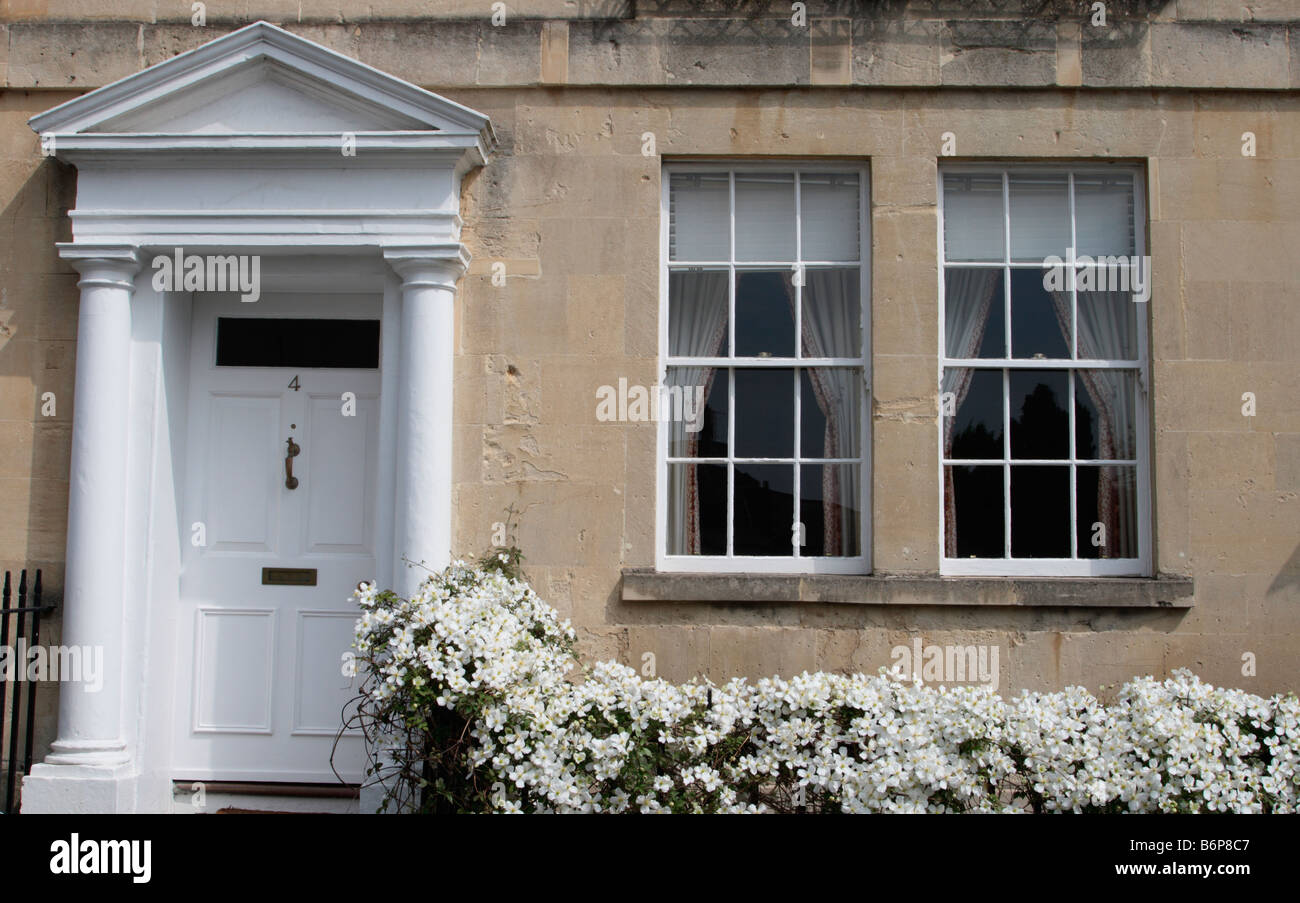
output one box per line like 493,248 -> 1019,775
1003,171 -> 1013,359
793,173 -> 803,557
1069,171 -> 1079,359
727,366 -> 735,557
1003,366 -> 1012,558
1068,370 -> 1078,559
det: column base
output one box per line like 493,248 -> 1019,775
20,761 -> 139,814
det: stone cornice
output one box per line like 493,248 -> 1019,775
5,17 -> 1300,93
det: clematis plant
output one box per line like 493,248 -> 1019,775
343,558 -> 1300,814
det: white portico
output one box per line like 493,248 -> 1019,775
22,21 -> 492,812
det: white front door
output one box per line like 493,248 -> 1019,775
173,293 -> 382,783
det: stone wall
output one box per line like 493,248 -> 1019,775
0,3 -> 1296,784
447,84 -> 1300,695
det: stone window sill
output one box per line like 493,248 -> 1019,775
620,569 -> 1194,608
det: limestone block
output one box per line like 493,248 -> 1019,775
870,154 -> 937,209
871,206 -> 938,353
871,417 -> 939,573
940,19 -> 1056,87
1188,430 -> 1274,494
708,626 -> 818,681
851,15 -> 941,87
1275,433 -> 1300,492
7,23 -> 142,87
625,625 -> 710,684
1146,220 -> 1186,362
481,423 -> 626,486
1056,631 -> 1167,692
810,18 -> 850,87
1181,281 -> 1232,361
1152,22 -> 1289,89
1229,281 -> 1300,362
622,429 -> 656,566
1154,431 -> 1192,573
1182,221 -> 1300,283
1189,488 -> 1300,575
1081,17 -> 1152,87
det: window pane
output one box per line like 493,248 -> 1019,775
1010,370 -> 1069,459
1011,268 -> 1070,359
945,465 -> 1004,557
1074,173 -> 1135,259
945,268 -> 1005,359
735,270 -> 796,357
666,463 -> 727,555
669,173 -> 729,262
801,267 -> 861,357
1076,465 -> 1139,558
800,172 -> 859,261
734,463 -> 794,555
215,318 -> 379,368
735,172 -> 795,262
945,369 -> 1003,460
1009,173 -> 1070,261
668,268 -> 729,357
800,463 -> 860,557
666,366 -> 728,458
735,368 -> 794,458
1010,466 -> 1071,557
943,173 -> 1005,262
801,368 -> 862,459
1074,370 -> 1138,460
1076,288 -> 1137,360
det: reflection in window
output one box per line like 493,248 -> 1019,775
941,166 -> 1147,572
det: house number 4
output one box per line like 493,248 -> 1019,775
288,375 -> 301,391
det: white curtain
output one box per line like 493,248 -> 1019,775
667,271 -> 728,554
941,269 -> 1002,556
1048,289 -> 1138,557
796,269 -> 862,555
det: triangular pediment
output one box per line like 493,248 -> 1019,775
30,21 -> 491,142
88,58 -> 429,134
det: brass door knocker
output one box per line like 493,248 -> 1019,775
285,436 -> 301,489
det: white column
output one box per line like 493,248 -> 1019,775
383,246 -> 468,600
22,245 -> 138,812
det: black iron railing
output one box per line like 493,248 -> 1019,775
0,570 -> 51,814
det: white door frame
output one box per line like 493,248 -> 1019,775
20,22 -> 492,813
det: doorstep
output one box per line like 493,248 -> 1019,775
171,781 -> 361,815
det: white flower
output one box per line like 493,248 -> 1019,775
352,566 -> 1300,815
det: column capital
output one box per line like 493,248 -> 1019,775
57,243 -> 142,288
383,244 -> 471,288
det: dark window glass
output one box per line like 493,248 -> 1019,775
216,318 -> 380,369
734,368 -> 794,458
667,463 -> 727,555
948,369 -> 1004,459
1076,465 -> 1139,559
946,465 -> 1004,557
799,463 -> 860,557
734,463 -> 794,556
1010,269 -> 1069,359
1010,370 -> 1069,459
735,271 -> 796,357
1010,466 -> 1071,557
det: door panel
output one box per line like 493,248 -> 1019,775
193,609 -> 276,733
204,395 -> 282,552
303,392 -> 376,554
174,293 -> 381,784
293,611 -> 363,735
